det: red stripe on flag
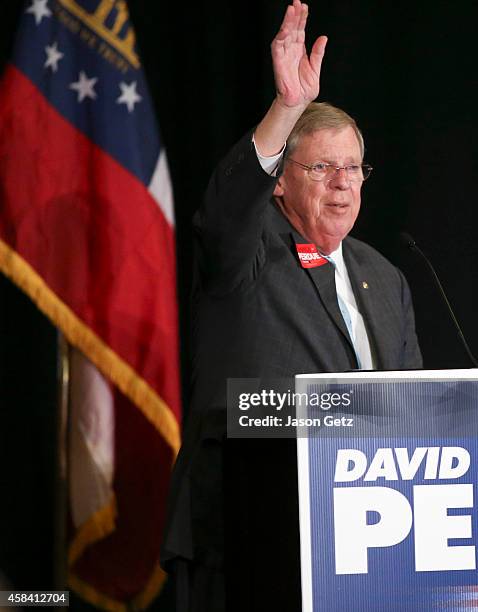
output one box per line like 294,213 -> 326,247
0,64 -> 180,419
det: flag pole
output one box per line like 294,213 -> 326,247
54,331 -> 70,596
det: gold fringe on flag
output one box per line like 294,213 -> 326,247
68,563 -> 168,612
0,238 -> 180,453
0,238 -> 179,610
68,494 -> 118,566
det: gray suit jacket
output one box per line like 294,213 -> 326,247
162,129 -> 422,571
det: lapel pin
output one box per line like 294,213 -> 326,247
362,281 -> 369,289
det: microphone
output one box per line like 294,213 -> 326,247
400,232 -> 478,368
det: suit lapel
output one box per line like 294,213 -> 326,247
288,233 -> 355,354
305,258 -> 355,347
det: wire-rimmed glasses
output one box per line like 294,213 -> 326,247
287,159 -> 373,182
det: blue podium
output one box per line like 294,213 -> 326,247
296,369 -> 478,612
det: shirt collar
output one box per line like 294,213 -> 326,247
321,242 -> 345,277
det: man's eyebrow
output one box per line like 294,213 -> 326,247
311,158 -> 362,165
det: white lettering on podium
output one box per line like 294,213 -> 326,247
334,449 -> 367,482
333,487 -> 413,574
364,448 -> 399,481
331,447 -> 475,575
394,447 -> 428,480
334,447 -> 470,482
414,484 -> 475,571
438,447 -> 471,480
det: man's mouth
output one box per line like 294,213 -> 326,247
325,202 -> 349,209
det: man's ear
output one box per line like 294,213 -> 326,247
273,176 -> 285,197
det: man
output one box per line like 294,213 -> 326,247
162,1 -> 422,610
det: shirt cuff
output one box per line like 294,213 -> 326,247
252,134 -> 286,176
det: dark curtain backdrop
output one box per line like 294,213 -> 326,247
0,1 -> 477,609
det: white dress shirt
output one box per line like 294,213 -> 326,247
326,245 -> 374,370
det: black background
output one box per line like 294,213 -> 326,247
0,1 -> 477,610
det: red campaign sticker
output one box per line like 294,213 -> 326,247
295,244 -> 329,268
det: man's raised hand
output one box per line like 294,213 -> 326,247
271,0 -> 327,109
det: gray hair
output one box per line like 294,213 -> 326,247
286,102 -> 365,159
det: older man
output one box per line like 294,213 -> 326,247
162,1 -> 422,610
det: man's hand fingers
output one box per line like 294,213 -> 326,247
275,1 -> 307,46
296,4 -> 307,45
290,0 -> 304,37
309,35 -> 328,74
276,4 -> 296,42
298,3 -> 308,35
273,28 -> 289,49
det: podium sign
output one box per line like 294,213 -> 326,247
296,370 -> 478,612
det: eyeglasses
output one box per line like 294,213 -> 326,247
287,159 -> 373,182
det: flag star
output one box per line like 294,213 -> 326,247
44,42 -> 64,72
116,81 -> 142,113
69,71 -> 98,102
25,0 -> 52,25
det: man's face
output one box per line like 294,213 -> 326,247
274,126 -> 363,253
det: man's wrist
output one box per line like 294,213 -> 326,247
273,95 -> 309,116
252,134 -> 285,176
254,98 -> 308,157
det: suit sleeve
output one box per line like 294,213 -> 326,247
398,268 -> 423,369
193,129 -> 280,293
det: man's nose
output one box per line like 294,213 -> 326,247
328,167 -> 350,189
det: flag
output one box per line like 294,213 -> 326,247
0,1 -> 181,610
